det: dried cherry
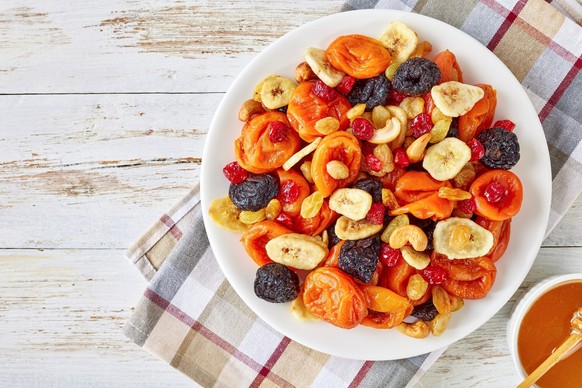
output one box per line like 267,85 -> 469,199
229,173 -> 279,211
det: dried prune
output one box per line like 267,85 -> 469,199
345,75 -> 391,111
254,263 -> 299,303
229,173 -> 279,211
352,178 -> 383,203
411,299 -> 438,321
327,221 -> 341,247
338,235 -> 380,283
392,58 -> 441,96
446,117 -> 459,138
476,127 -> 520,170
411,217 -> 436,251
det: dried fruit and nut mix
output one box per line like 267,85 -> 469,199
208,21 -> 523,338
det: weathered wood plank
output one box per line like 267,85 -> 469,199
0,94 -> 215,249
0,249 -> 193,387
0,0 -> 341,94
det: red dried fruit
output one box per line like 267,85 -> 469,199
457,197 -> 475,214
365,154 -> 382,172
483,181 -> 507,204
336,75 -> 356,94
494,119 -> 515,132
394,148 -> 410,167
421,266 -> 447,285
268,121 -> 288,143
280,180 -> 300,203
223,161 -> 249,183
312,80 -> 337,102
361,141 -> 376,155
352,118 -> 374,140
366,203 -> 385,225
468,138 -> 485,162
274,212 -> 293,228
379,243 -> 401,267
411,113 -> 433,138
387,89 -> 408,105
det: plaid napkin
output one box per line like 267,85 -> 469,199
124,0 -> 582,386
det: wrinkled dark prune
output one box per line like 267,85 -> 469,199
229,173 -> 279,211
446,117 -> 460,138
327,221 -> 341,248
352,178 -> 383,203
411,299 -> 438,321
406,161 -> 427,172
476,127 -> 520,170
392,58 -> 441,96
254,263 -> 299,303
346,75 -> 391,111
411,217 -> 436,251
338,235 -> 380,283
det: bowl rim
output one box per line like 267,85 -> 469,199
507,273 -> 582,380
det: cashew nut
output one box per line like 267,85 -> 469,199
406,133 -> 431,163
397,320 -> 430,339
238,99 -> 265,122
400,246 -> 431,270
388,224 -> 428,251
295,61 -> 317,83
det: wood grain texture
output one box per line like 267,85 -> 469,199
0,0 -> 341,93
0,249 -> 193,387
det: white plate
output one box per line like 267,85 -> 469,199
200,9 -> 551,360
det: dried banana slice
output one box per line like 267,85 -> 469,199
260,75 -> 297,109
208,196 -> 248,232
422,138 -> 471,181
329,188 -> 373,221
305,47 -> 345,87
378,21 -> 419,64
431,81 -> 484,117
433,217 -> 494,259
283,137 -> 321,171
265,233 -> 328,270
335,216 -> 383,240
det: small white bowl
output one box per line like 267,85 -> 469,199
507,273 -> 582,381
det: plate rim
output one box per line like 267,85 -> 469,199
200,9 -> 552,360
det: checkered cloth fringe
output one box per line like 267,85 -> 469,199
125,1 -> 582,386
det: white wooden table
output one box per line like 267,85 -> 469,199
1,1 -> 580,386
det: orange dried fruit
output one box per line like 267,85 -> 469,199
326,34 -> 392,79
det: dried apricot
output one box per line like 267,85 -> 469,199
433,50 -> 463,84
287,81 -> 351,142
274,169 -> 310,218
470,170 -> 523,221
235,111 -> 301,173
458,84 -> 496,142
326,34 -> 392,79
303,266 -> 368,329
240,221 -> 293,266
311,131 -> 362,197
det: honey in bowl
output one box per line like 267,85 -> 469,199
517,281 -> 582,388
